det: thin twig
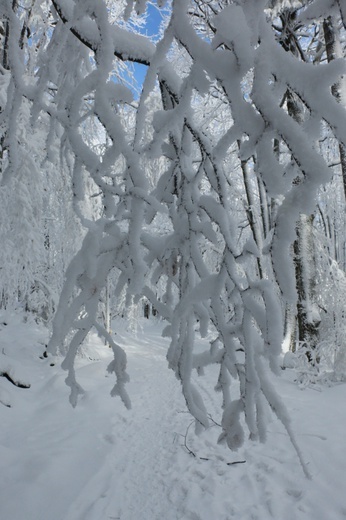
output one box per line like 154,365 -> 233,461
180,419 -> 246,466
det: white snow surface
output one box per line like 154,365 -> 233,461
1,310 -> 346,520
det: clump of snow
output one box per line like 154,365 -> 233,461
282,351 -> 298,369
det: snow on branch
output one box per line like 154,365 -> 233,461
2,0 -> 341,474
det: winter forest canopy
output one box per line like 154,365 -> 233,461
1,0 -> 346,472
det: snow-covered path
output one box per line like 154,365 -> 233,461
0,318 -> 186,520
63,329 -> 188,520
1,312 -> 346,520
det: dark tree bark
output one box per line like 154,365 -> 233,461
323,16 -> 346,202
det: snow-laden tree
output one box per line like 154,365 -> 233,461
273,4 -> 346,362
0,1 -> 94,319
2,0 -> 346,475
0,2 -> 51,314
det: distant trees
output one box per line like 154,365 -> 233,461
1,0 -> 346,467
273,3 -> 346,363
0,1 -> 48,313
0,1 -> 90,318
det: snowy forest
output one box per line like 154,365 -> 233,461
1,0 -> 346,519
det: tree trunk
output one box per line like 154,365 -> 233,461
277,9 -> 320,356
294,215 -> 320,360
323,16 -> 346,201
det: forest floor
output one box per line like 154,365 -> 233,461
0,309 -> 346,520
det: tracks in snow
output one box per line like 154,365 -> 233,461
65,337 -> 189,520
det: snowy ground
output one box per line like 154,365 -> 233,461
1,310 -> 346,520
